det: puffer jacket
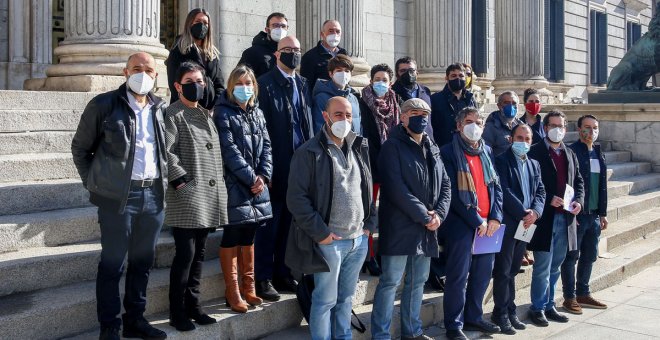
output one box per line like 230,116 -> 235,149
311,78 -> 361,135
238,31 -> 278,78
214,92 -> 273,225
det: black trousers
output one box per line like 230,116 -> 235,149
220,223 -> 260,248
492,232 -> 528,317
169,227 -> 211,319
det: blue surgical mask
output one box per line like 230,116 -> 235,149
372,81 -> 389,97
502,104 -> 517,119
407,114 -> 429,134
512,141 -> 530,158
233,85 -> 254,103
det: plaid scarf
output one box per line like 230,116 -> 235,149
451,133 -> 499,210
362,85 -> 400,144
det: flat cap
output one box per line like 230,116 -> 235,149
400,98 -> 431,113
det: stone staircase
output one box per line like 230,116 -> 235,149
0,93 -> 659,340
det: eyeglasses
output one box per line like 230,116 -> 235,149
270,23 -> 288,29
279,47 -> 301,53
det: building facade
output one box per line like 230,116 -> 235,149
0,0 -> 656,102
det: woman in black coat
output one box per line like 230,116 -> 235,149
213,64 -> 273,314
166,8 -> 224,110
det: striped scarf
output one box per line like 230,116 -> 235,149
451,133 -> 499,210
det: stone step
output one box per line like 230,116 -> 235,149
564,131 -> 579,143
0,207 -> 98,253
0,109 -> 84,133
606,173 -> 660,200
606,189 -> 660,222
607,162 -> 652,180
603,150 -> 632,164
0,230 -> 223,297
0,179 -> 90,216
0,90 -> 99,111
0,131 -> 74,155
0,153 -> 78,183
600,207 -> 660,252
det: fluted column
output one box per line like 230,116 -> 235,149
415,0 -> 472,91
492,0 -> 550,98
296,0 -> 370,87
28,0 -> 169,92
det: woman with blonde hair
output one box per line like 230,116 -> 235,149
213,65 -> 273,313
166,8 -> 224,110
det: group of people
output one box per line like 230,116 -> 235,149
70,8 -> 609,340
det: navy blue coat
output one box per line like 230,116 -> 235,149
214,92 -> 273,225
430,85 -> 477,147
483,111 -> 524,157
257,67 -> 314,200
392,81 -> 435,141
377,125 -> 451,257
439,143 -> 503,243
570,140 -> 607,216
494,148 -> 546,236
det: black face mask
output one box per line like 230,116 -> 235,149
279,52 -> 302,70
448,78 -> 466,92
191,22 -> 208,40
400,71 -> 417,87
180,82 -> 205,102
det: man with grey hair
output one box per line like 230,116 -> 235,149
371,98 -> 451,340
483,91 -> 524,156
301,19 -> 349,87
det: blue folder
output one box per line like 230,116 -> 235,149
472,224 -> 506,255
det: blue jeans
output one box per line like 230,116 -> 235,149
530,213 -> 568,312
96,186 -> 164,328
561,214 -> 601,298
371,255 -> 431,340
310,234 -> 368,340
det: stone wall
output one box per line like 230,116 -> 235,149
363,0 -> 412,69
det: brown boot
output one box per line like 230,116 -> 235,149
219,247 -> 248,313
239,245 -> 263,306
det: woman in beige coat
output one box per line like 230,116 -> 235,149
165,61 -> 228,331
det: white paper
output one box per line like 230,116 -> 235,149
563,184 -> 575,211
514,220 -> 537,243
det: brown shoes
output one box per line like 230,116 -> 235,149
219,247 -> 249,313
239,245 -> 263,306
562,298 -> 583,314
522,251 -> 535,266
577,295 -> 608,309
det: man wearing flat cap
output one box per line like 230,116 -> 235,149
370,98 -> 451,340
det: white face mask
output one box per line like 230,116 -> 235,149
328,117 -> 352,139
462,122 -> 483,142
325,34 -> 341,47
127,72 -> 155,95
332,71 -> 351,87
269,28 -> 287,42
591,128 -> 599,142
547,127 -> 566,143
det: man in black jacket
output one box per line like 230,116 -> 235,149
527,110 -> 584,327
430,63 -> 477,147
300,19 -> 348,88
238,12 -> 289,78
71,52 -> 168,340
255,35 -> 315,301
561,115 -> 609,314
391,57 -> 434,141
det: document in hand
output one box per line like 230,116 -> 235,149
472,224 -> 506,255
563,184 -> 575,211
514,220 -> 537,243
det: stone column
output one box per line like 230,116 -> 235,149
491,0 -> 551,99
415,0 -> 472,92
296,0 -> 370,87
26,0 -> 169,93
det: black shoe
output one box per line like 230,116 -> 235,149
446,329 -> 468,340
528,310 -> 549,327
363,257 -> 382,276
508,314 -> 527,330
491,315 -> 516,335
256,280 -> 281,301
169,317 -> 195,332
272,276 -> 298,293
426,274 -> 445,292
122,317 -> 167,339
463,320 -> 501,334
187,311 -> 216,325
99,327 -> 120,340
545,307 -> 569,323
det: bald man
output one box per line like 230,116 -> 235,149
285,96 -> 376,339
300,19 -> 348,87
72,52 -> 168,340
254,35 -> 315,301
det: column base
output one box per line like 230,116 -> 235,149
349,57 -> 371,90
417,72 -> 446,92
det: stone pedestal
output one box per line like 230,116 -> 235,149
25,0 -> 169,93
491,0 -> 552,100
415,0 -> 472,92
296,0 -> 370,88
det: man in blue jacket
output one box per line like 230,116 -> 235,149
312,54 -> 361,135
440,107 -> 503,340
491,124 -> 546,335
430,63 -> 477,147
255,35 -> 314,301
483,91 -> 524,156
561,114 -> 609,314
370,98 -> 451,340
